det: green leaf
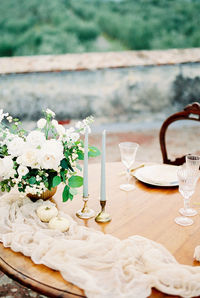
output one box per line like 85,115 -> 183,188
61,158 -> 74,172
77,151 -> 84,160
61,158 -> 68,169
60,169 -> 66,183
62,185 -> 73,202
88,146 -> 101,158
69,188 -> 78,196
68,175 -> 83,188
29,177 -> 36,184
52,176 -> 61,187
11,124 -> 17,130
48,172 -> 57,189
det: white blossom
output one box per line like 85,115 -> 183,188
25,183 -> 47,195
75,117 -> 93,134
51,119 -> 59,127
75,121 -> 84,130
0,156 -> 15,179
72,153 -> 78,160
0,109 -> 8,123
7,136 -> 26,157
37,118 -> 47,129
36,175 -> 42,181
7,116 -> 13,123
26,131 -> 46,148
39,139 -> 64,171
52,119 -> 65,136
56,124 -> 65,136
12,177 -> 21,184
65,127 -> 80,142
46,108 -> 55,118
17,165 -> 29,177
17,149 -> 40,168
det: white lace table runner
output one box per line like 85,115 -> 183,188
0,192 -> 200,298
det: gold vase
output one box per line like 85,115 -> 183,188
27,187 -> 57,202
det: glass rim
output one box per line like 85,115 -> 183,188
118,142 -> 139,149
186,154 -> 200,161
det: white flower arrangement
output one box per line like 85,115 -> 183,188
0,109 -> 99,202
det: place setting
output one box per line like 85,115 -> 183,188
118,140 -> 200,229
118,141 -> 179,189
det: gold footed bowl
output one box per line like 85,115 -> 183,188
27,187 -> 57,202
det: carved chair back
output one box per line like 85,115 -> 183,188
159,102 -> 200,165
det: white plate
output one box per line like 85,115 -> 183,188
133,164 -> 179,187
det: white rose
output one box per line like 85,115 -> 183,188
51,120 -> 65,136
52,119 -> 59,127
39,139 -> 64,170
7,136 -> 26,157
26,131 -> 46,148
39,153 -> 60,171
0,156 -> 15,179
37,118 -> 47,129
17,165 -> 29,177
17,149 -> 40,168
56,124 -> 65,136
41,139 -> 63,157
46,108 -> 55,117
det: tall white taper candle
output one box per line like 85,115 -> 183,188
100,130 -> 106,201
83,126 -> 88,197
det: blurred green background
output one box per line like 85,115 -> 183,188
0,0 -> 200,57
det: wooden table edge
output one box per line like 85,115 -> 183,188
0,253 -> 85,298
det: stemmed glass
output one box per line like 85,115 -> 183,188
119,142 -> 139,191
186,154 -> 200,177
175,165 -> 198,226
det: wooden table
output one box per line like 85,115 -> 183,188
0,162 -> 200,298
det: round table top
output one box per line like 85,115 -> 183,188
0,162 -> 200,297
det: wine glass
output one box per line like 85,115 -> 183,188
186,154 -> 200,177
119,142 -> 139,191
174,166 -> 198,226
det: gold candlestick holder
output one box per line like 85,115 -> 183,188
76,196 -> 95,219
95,200 -> 111,223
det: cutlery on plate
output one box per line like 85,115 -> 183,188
118,164 -> 145,176
130,164 -> 145,173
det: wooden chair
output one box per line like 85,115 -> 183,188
159,102 -> 200,165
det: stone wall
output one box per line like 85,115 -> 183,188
0,49 -> 200,123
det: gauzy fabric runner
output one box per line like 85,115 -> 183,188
0,192 -> 200,298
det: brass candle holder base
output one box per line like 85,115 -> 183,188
76,196 -> 95,219
95,201 -> 111,223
